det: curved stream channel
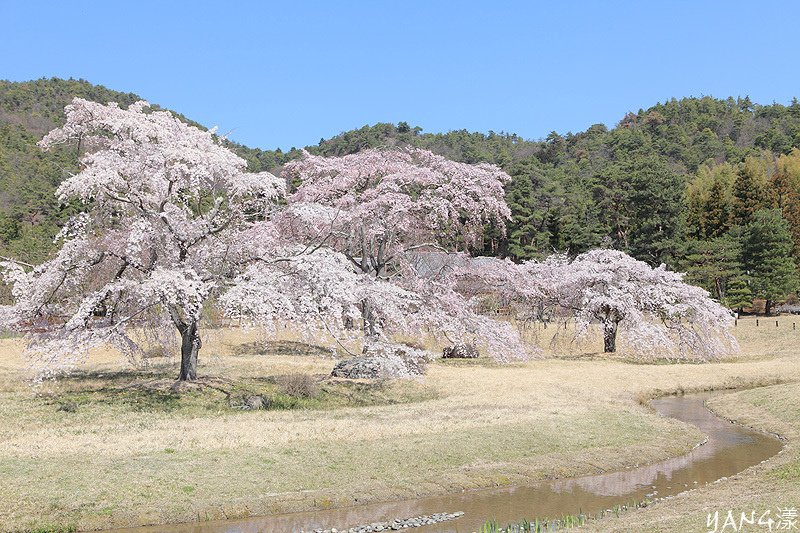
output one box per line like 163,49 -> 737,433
109,392 -> 782,533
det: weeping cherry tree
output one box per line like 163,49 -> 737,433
529,249 -> 737,360
228,147 -> 538,365
0,99 -> 285,381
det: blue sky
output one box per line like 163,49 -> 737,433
3,1 -> 800,150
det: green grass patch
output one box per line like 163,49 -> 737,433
774,460 -> 800,480
481,500 -> 652,532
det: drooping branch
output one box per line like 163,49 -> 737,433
0,98 -> 286,381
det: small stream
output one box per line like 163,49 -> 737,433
105,391 -> 783,533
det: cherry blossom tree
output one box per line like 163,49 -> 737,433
258,147 -> 537,363
527,249 -> 737,360
221,247 -> 540,375
0,107 -> 537,382
0,98 -> 286,381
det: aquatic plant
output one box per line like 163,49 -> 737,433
482,499 -> 651,531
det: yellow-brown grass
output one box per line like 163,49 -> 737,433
0,316 -> 797,532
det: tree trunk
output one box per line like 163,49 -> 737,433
361,299 -> 380,353
765,299 -> 773,316
178,319 -> 201,381
603,318 -> 618,353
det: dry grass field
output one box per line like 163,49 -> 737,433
0,317 -> 797,532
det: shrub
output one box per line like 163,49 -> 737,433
279,374 -> 320,398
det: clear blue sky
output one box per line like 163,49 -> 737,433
3,1 -> 799,150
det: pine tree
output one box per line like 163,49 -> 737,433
771,149 -> 800,257
683,235 -> 742,300
597,157 -> 685,265
741,209 -> 798,314
703,178 -> 733,237
731,156 -> 768,227
505,163 -> 548,259
504,159 -> 567,259
724,277 -> 753,314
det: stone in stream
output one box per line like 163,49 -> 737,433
301,511 -> 464,533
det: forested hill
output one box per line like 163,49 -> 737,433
0,78 -> 299,262
311,98 -> 800,258
3,78 -> 800,310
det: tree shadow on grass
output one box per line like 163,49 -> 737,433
45,383 -> 186,413
39,368 -> 236,413
54,366 -> 173,386
549,351 -> 713,365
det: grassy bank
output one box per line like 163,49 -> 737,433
0,317 -> 797,532
582,381 -> 800,532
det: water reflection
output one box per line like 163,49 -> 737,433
106,393 -> 782,533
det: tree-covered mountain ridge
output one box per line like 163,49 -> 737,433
3,77 -> 800,311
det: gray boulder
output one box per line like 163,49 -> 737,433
331,356 -> 387,379
442,343 -> 479,359
230,394 -> 270,410
332,342 -> 429,379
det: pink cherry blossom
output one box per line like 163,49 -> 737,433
233,148 -> 734,364
234,148 -> 537,363
1,98 -> 285,381
0,103 -> 537,380
526,249 -> 737,360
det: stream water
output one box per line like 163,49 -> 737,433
106,391 -> 783,533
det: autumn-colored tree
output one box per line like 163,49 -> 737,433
703,179 -> 733,238
686,162 -> 736,239
770,149 -> 800,254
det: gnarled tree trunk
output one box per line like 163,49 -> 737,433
178,319 -> 201,381
602,309 -> 620,353
603,321 -> 618,353
361,299 -> 380,353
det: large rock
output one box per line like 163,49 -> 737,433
331,342 -> 429,379
442,343 -> 479,359
229,394 -> 270,410
331,356 -> 387,379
